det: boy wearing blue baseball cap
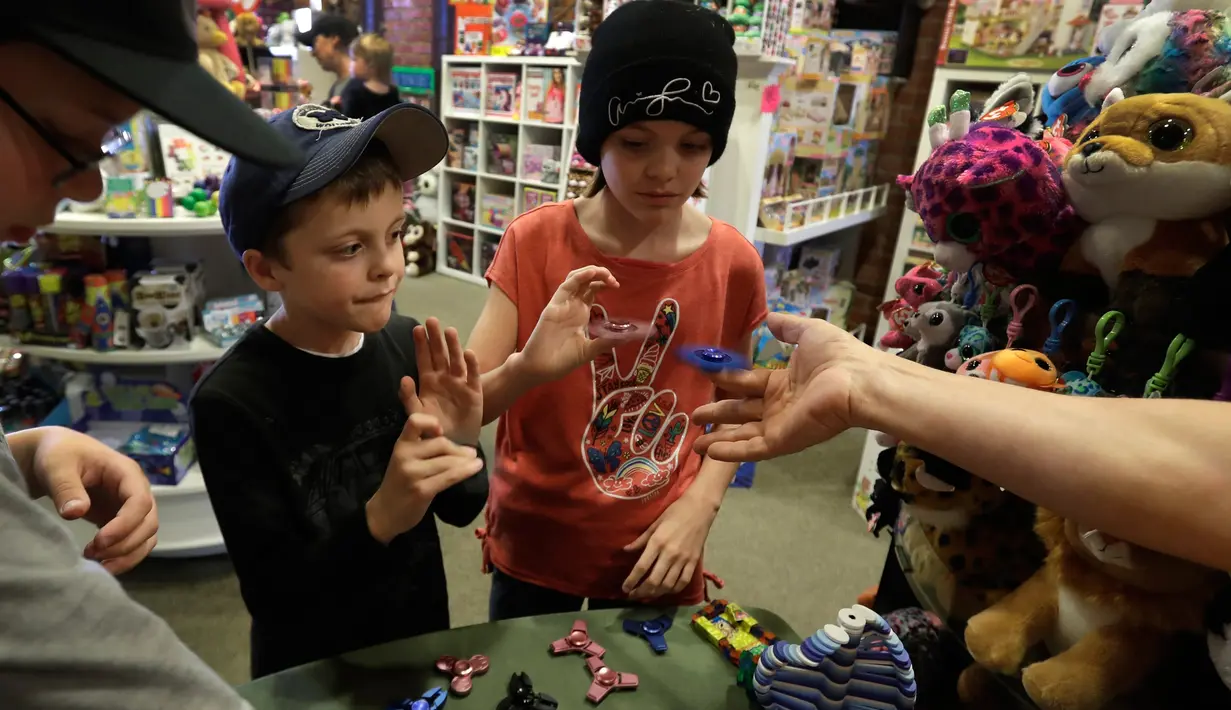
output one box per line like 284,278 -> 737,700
189,102 -> 488,678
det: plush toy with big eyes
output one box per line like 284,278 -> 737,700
959,348 -> 1061,391
901,302 -> 974,370
944,324 -> 996,371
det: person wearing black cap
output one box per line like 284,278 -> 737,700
0,2 -> 301,709
188,102 -> 488,678
466,0 -> 768,621
296,12 -> 360,106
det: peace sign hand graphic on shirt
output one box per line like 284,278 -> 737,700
581,299 -> 690,499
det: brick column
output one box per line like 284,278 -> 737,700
384,0 -> 435,66
849,5 -> 946,336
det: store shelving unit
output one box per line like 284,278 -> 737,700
850,67 -> 1054,517
29,213 -> 232,558
437,55 -> 581,285
754,184 -> 890,247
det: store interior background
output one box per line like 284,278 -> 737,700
115,0 -> 954,685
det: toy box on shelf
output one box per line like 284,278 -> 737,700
937,0 -> 1104,69
437,55 -> 580,285
392,66 -> 437,112
200,294 -> 263,349
70,373 -> 196,486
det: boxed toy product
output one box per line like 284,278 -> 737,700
454,4 -> 493,55
524,67 -> 549,121
486,72 -> 518,118
488,131 -> 518,177
523,187 -> 556,211
452,181 -> 476,223
938,0 -> 1099,70
446,231 -> 475,272
521,143 -> 561,183
480,238 -> 500,274
450,67 -> 482,112
72,374 -> 196,486
480,194 -> 515,229
130,265 -> 201,350
200,294 -> 263,348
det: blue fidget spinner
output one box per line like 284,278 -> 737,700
388,686 -> 447,710
623,615 -> 672,653
678,345 -> 750,373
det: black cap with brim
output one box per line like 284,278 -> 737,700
23,25 -> 303,170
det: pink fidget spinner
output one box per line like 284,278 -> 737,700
585,655 -> 639,703
435,654 -> 490,696
587,318 -> 651,344
549,619 -> 606,658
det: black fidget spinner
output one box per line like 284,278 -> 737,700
497,672 -> 559,710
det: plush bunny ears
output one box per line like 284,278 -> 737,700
927,90 -> 972,149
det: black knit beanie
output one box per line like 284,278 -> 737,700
576,0 -> 738,167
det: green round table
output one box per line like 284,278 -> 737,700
238,605 -> 800,709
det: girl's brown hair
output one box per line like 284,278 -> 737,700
350,33 -> 394,82
582,169 -> 708,199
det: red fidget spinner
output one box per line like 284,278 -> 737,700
586,317 -> 652,344
585,655 -> 638,703
549,619 -> 606,658
435,654 -> 490,696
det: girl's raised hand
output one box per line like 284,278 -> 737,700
518,266 -> 621,382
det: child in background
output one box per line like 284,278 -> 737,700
468,1 -> 767,620
340,33 -> 402,119
190,103 -> 487,677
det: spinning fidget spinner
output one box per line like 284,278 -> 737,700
435,654 -> 490,696
752,605 -> 917,710
550,619 -> 606,658
587,318 -> 651,343
678,345 -> 750,373
585,655 -> 639,703
387,687 -> 447,710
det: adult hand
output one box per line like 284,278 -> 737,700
518,266 -> 622,383
692,313 -> 883,462
621,494 -> 717,600
412,317 -> 483,444
33,427 -> 159,574
365,411 -> 485,544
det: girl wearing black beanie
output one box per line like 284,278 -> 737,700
467,0 -> 769,621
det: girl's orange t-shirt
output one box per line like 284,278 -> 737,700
482,201 -> 768,604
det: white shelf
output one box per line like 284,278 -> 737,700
754,186 -> 890,247
3,335 -> 226,365
45,212 -> 224,237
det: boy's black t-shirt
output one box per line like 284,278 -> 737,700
188,315 -> 488,678
338,78 -> 403,120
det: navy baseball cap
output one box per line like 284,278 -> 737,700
220,102 -> 448,256
296,12 -> 359,49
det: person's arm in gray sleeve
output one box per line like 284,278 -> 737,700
0,441 -> 251,710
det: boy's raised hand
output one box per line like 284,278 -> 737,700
365,408 -> 485,544
519,266 -> 621,382
413,318 -> 483,445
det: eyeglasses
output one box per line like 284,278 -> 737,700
0,85 -> 132,188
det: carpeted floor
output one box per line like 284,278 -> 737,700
118,273 -> 888,685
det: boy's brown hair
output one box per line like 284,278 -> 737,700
261,140 -> 403,264
582,168 -> 707,199
350,33 -> 394,82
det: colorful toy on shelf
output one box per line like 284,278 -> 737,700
623,615 -> 672,653
959,348 -> 1062,391
677,345 -> 751,373
1041,55 -> 1106,138
943,324 -> 995,371
435,654 -> 489,696
692,599 -> 778,670
195,11 -> 245,98
752,605 -> 917,710
549,619 -> 605,658
498,672 -> 558,710
583,655 -> 638,704
387,686 -> 446,710
179,175 -> 221,217
899,302 -> 973,370
898,81 -> 1080,281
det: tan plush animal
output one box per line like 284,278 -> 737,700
196,13 -> 245,98
963,509 -> 1222,710
1061,91 -> 1231,288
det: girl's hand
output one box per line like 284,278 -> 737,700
411,318 -> 483,445
519,266 -> 621,382
621,494 -> 718,600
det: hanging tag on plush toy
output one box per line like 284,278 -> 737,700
1004,284 -> 1038,348
1043,298 -> 1076,358
1142,334 -> 1196,398
1060,310 -> 1124,396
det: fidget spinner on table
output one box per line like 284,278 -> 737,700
587,317 -> 652,344
387,686 -> 447,710
497,672 -> 559,710
549,619 -> 606,658
435,654 -> 490,696
678,345 -> 750,373
584,655 -> 639,703
623,615 -> 672,653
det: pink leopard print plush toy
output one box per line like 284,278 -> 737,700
898,83 -> 1082,282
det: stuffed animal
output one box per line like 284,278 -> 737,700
403,224 -> 437,277
897,85 -> 1081,281
958,348 -> 1063,389
964,509 -> 1223,710
943,324 -> 996,371
878,263 -> 947,350
197,13 -> 245,98
233,12 -> 264,48
899,302 -> 972,370
1041,55 -> 1106,137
